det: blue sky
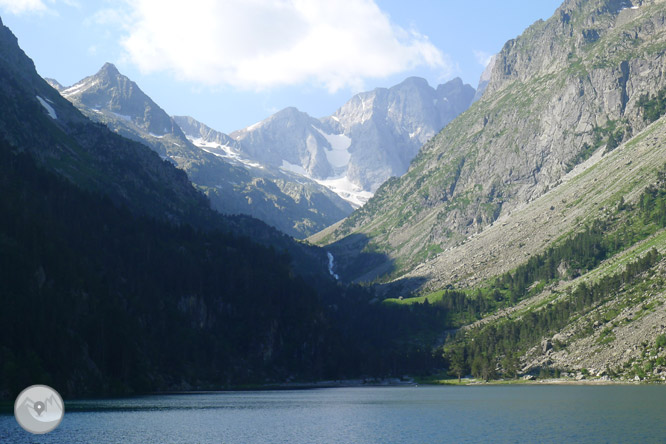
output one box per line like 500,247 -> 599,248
1,0 -> 563,133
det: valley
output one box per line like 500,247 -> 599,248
3,0 -> 666,403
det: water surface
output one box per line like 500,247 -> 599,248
1,385 -> 665,443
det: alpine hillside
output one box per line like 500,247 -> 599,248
313,0 -> 666,285
307,0 -> 666,383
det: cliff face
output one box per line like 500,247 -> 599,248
314,0 -> 666,283
230,77 -> 475,200
324,77 -> 475,192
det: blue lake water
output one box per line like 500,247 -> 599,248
1,385 -> 666,443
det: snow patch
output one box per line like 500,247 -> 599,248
62,80 -> 98,97
189,137 -> 221,150
313,126 -> 351,169
281,160 -> 308,176
36,96 -> 57,119
149,133 -> 166,139
188,136 -> 263,169
314,175 -> 373,208
245,120 -> 264,131
111,112 -> 133,122
409,126 -> 424,139
619,2 -> 639,11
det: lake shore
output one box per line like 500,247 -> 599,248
423,376 -> 665,386
155,375 -> 665,395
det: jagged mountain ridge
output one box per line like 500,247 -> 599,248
0,20 -> 205,226
59,63 -> 353,238
0,15 -> 338,280
313,0 -> 666,284
62,62 -> 182,138
230,77 -> 475,203
174,115 -> 240,152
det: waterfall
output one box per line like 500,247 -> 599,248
327,252 -> 339,280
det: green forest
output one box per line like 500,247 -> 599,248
0,140 -> 441,399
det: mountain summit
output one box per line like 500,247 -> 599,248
62,62 -> 182,138
60,64 -> 354,238
230,77 -> 475,205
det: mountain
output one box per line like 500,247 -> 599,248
313,0 -> 666,284
472,55 -> 496,103
1,16 -> 455,398
44,78 -> 64,91
230,77 -> 475,204
304,0 -> 666,383
231,107 -> 336,180
0,15 -> 411,398
173,115 -> 240,151
0,21 -> 208,227
0,138 -> 346,397
58,64 -> 353,238
323,77 -> 476,192
0,37 -> 329,273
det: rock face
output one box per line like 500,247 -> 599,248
173,115 -> 239,150
231,107 -> 335,179
314,0 -> 666,283
472,55 -> 496,103
231,77 -> 475,203
325,77 -> 476,192
63,62 -> 180,138
60,64 -> 353,238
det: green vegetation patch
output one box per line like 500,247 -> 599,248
638,87 -> 666,123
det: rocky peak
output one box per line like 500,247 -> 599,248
329,76 -> 474,191
61,63 -> 180,137
0,16 -> 38,84
45,78 -> 64,92
265,107 -> 314,128
173,115 -> 239,148
231,107 -> 333,179
436,77 -> 464,95
396,76 -> 431,90
485,0 -> 653,97
472,55 -> 497,103
98,62 -> 120,77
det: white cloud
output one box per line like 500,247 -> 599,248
119,0 -> 449,92
85,8 -> 128,27
473,50 -> 494,68
0,0 -> 77,15
0,0 -> 50,14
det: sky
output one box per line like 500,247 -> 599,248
0,0 -> 564,134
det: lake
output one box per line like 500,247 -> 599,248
1,385 -> 665,443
